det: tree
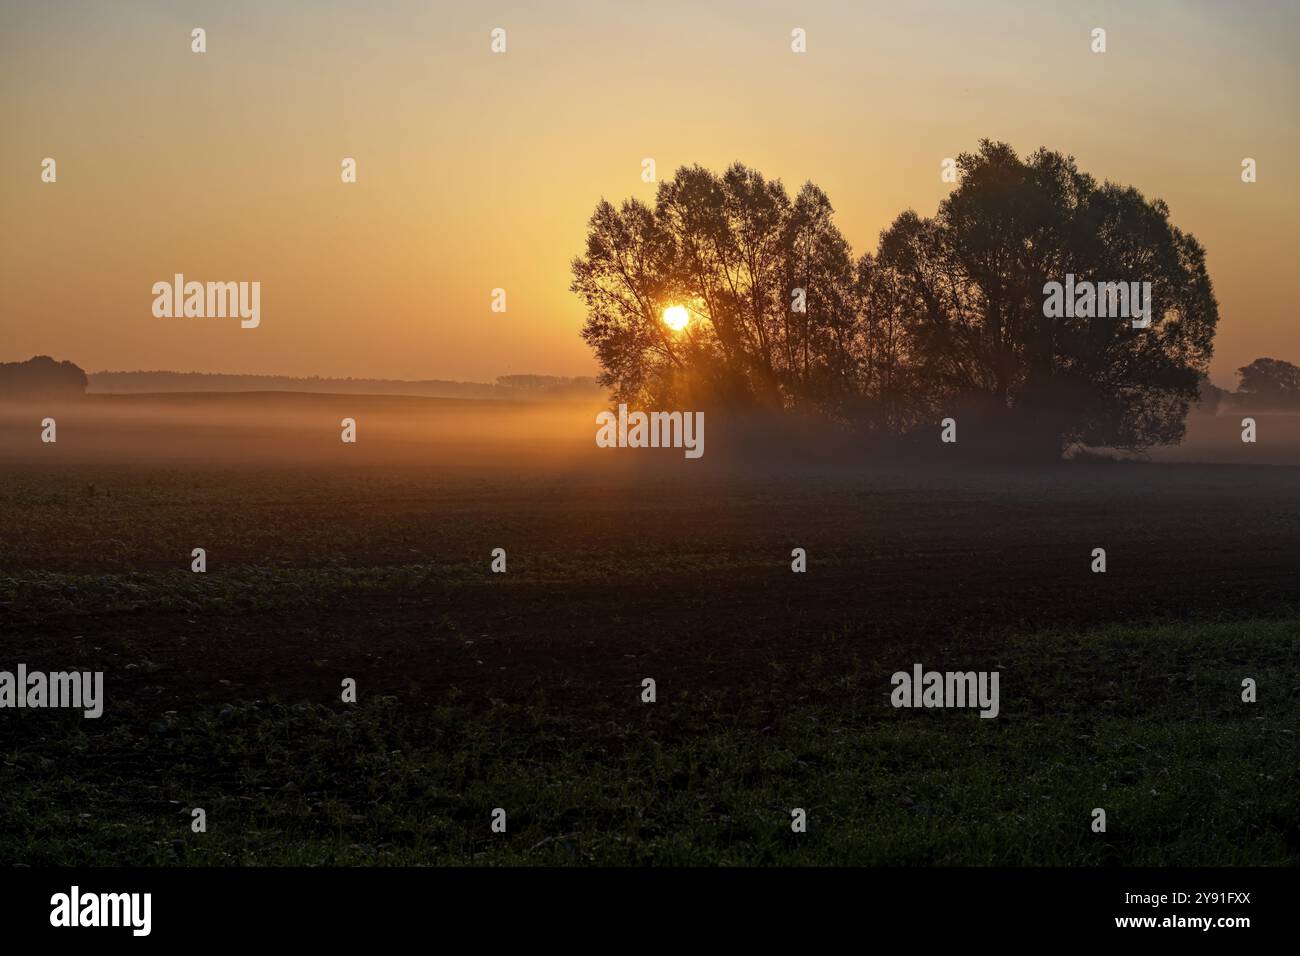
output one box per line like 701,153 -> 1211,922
571,163 -> 865,412
571,144 -> 1220,457
1235,358 -> 1300,406
1195,372 -> 1229,413
0,355 -> 88,399
874,141 -> 1218,455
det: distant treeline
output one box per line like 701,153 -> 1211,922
85,370 -> 603,401
5,354 -> 1299,410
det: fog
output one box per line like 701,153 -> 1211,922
2,393 -> 1299,473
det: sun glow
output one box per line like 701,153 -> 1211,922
663,305 -> 690,332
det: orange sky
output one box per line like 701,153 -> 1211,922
2,0 -> 1296,387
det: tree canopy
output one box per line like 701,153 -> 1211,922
571,141 -> 1219,457
0,355 -> 88,399
1236,357 -> 1300,406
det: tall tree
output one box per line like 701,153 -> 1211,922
572,163 -> 864,410
874,141 -> 1218,454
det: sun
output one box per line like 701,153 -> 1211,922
662,305 -> 690,332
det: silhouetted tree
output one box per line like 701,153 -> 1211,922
571,163 -> 865,411
1195,372 -> 1229,413
1235,357 -> 1300,407
874,141 -> 1217,455
0,355 -> 87,399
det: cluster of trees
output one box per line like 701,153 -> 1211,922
1232,358 -> 1300,408
0,356 -> 87,399
571,141 -> 1219,456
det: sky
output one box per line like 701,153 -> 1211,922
1,0 -> 1297,387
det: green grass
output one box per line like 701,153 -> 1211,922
2,617 -> 1294,865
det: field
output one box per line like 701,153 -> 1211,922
0,394 -> 1296,865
